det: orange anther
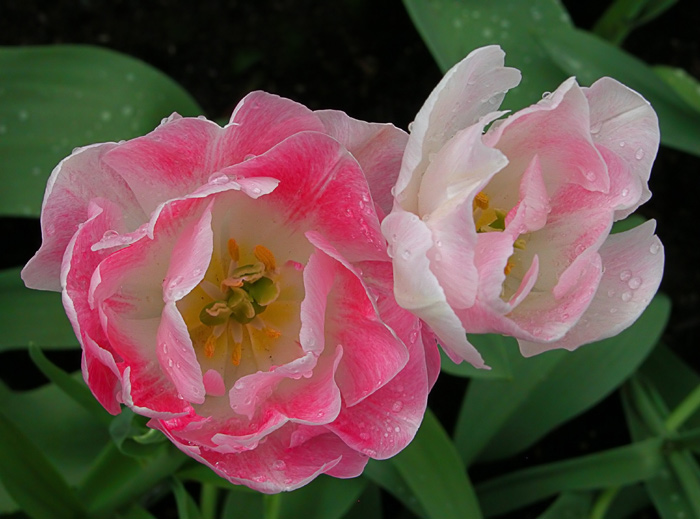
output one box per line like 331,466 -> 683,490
231,342 -> 242,366
265,327 -> 281,339
228,238 -> 240,262
504,261 -> 514,276
204,334 -> 216,358
254,245 -> 276,272
473,191 -> 490,211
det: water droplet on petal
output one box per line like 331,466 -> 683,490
650,242 -> 660,255
394,426 -> 401,433
208,172 -> 229,185
619,270 -> 632,282
272,460 -> 286,471
635,148 -> 645,160
251,187 -> 262,195
102,229 -> 119,239
609,307 -> 618,314
607,289 -> 615,298
621,291 -> 632,302
401,249 -> 411,260
583,170 -> 596,181
590,122 -> 602,135
392,401 -> 404,412
168,359 -> 173,367
628,277 -> 642,289
621,188 -> 630,197
541,91 -> 551,99
619,141 -> 626,148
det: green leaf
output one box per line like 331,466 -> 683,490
0,408 -> 87,519
117,505 -> 159,519
592,0 -> 678,45
623,376 -> 700,518
362,459 -> 426,519
402,0 -> 572,111
455,294 -> 670,464
28,344 -> 111,426
0,379 -> 110,514
476,438 -> 664,517
109,408 -> 167,458
177,463 -> 255,493
344,483 -> 383,519
0,44 -> 203,217
605,484 -> 652,519
170,478 -> 203,519
440,334 -> 513,379
78,442 -> 188,517
611,214 -> 646,234
278,476 -> 367,519
536,491 -> 592,519
391,409 -> 482,519
654,65 -> 700,114
0,268 -> 78,351
221,488 -> 264,518
538,26 -> 700,156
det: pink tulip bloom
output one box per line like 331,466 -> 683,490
22,92 -> 439,492
382,46 -> 664,368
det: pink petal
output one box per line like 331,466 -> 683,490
584,77 -> 660,220
486,78 -> 609,198
203,369 -> 226,397
22,143 -> 145,291
227,131 -> 387,263
382,209 -> 485,368
315,110 -> 408,218
519,220 -> 664,355
396,46 -> 521,213
306,231 -> 410,406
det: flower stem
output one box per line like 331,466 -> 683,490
666,383 -> 700,432
200,483 -> 218,519
590,487 -> 619,519
263,493 -> 281,519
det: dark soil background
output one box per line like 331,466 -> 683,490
0,1 -> 698,518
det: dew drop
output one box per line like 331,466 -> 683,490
272,460 -> 286,471
18,110 -> 28,121
392,401 -> 404,412
621,188 -> 630,197
619,141 -> 626,148
168,359 -> 173,367
435,239 -> 443,247
394,426 -> 401,433
244,154 -> 255,161
207,172 -> 229,185
407,121 -> 415,132
607,289 -> 615,298
635,148 -> 645,160
609,308 -> 618,314
359,432 -> 370,440
619,270 -> 632,282
401,249 -> 411,260
251,187 -> 262,195
650,242 -> 660,255
621,291 -> 632,302
100,110 -> 112,122
541,91 -> 551,100
583,170 -> 596,181
628,277 -> 642,290
590,122 -> 602,134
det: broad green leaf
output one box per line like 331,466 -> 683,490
655,65 -> 700,113
536,491 -> 592,519
221,488 -> 264,518
391,409 -> 482,519
0,44 -> 203,217
344,483 -> 383,519
170,478 -> 203,519
440,334 -> 513,379
278,476 -> 367,519
605,484 -> 652,519
118,505 -> 159,519
592,0 -> 678,45
402,0 -> 571,111
0,267 -> 77,351
177,463 -> 254,493
109,408 -> 167,458
363,459 -> 426,518
455,294 -> 669,463
475,438 -> 664,517
538,27 -> 700,156
78,442 -> 188,517
28,344 -> 111,426
0,408 -> 87,519
0,379 -> 109,513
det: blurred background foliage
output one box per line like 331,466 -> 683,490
0,1 -> 699,518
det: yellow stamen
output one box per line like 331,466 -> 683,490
254,245 -> 276,272
473,191 -> 490,210
204,334 -> 216,358
514,238 -> 527,250
228,238 -> 239,262
231,341 -> 242,366
265,327 -> 281,339
504,261 -> 514,276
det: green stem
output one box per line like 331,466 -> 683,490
590,487 -> 620,519
200,483 -> 218,519
263,493 -> 282,519
665,383 -> 700,432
